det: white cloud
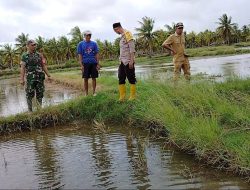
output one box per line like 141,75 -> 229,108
0,0 -> 249,43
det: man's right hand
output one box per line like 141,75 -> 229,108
81,65 -> 84,72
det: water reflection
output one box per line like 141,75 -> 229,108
91,134 -> 114,188
0,124 -> 249,189
0,78 -> 79,117
126,132 -> 151,189
33,135 -> 62,189
190,54 -> 250,78
101,54 -> 250,80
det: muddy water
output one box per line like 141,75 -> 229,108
0,124 -> 249,189
0,78 -> 80,117
102,54 -> 250,80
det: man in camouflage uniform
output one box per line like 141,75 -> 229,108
162,22 -> 191,81
113,22 -> 136,101
20,40 -> 51,111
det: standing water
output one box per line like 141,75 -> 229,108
0,124 -> 249,189
0,78 -> 79,117
102,54 -> 250,80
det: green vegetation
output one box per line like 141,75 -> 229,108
186,45 -> 250,57
234,41 -> 250,47
217,14 -> 237,45
0,74 -> 249,179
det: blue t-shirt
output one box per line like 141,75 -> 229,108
77,40 -> 99,64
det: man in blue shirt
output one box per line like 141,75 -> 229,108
77,30 -> 100,96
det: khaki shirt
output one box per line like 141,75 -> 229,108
162,32 -> 186,62
119,30 -> 135,65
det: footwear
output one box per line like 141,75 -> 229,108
93,92 -> 97,96
129,84 -> 136,100
118,84 -> 126,101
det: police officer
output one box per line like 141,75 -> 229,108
162,22 -> 190,81
20,40 -> 51,111
113,22 -> 136,101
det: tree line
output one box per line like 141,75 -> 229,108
0,13 -> 249,70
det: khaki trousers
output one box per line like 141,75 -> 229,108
173,57 -> 190,81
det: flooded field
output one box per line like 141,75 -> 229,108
102,54 -> 250,80
0,78 -> 79,117
0,124 -> 249,189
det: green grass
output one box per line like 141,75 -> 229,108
186,45 -> 250,57
234,41 -> 250,47
1,74 -> 250,177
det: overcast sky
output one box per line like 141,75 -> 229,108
0,0 -> 249,44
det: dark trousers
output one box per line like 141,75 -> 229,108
118,62 -> 136,84
82,63 -> 99,79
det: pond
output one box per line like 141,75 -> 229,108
0,78 -> 79,117
0,124 -> 249,189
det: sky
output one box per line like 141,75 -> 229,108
0,0 -> 249,44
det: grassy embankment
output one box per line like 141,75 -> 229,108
0,70 -> 249,179
1,44 -> 250,78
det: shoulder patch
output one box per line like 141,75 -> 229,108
124,31 -> 133,42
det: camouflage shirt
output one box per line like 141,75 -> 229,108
21,51 -> 45,82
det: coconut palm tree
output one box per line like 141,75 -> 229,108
203,30 -> 215,46
58,36 -> 74,61
69,26 -> 83,43
102,40 -> 113,60
96,39 -> 104,59
1,44 -> 18,69
232,24 -> 242,43
216,14 -> 236,45
164,22 -> 176,34
195,32 -> 204,47
135,38 -> 147,56
35,36 -> 46,51
154,29 -> 168,53
241,25 -> 250,42
45,38 -> 60,64
135,16 -> 156,57
0,50 -> 7,69
113,37 -> 120,59
15,33 -> 29,54
186,31 -> 196,48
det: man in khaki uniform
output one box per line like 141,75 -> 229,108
162,22 -> 190,81
113,22 -> 136,101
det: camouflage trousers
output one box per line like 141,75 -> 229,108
26,80 -> 45,111
173,57 -> 191,81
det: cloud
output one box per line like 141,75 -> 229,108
0,0 -> 249,44
0,0 -> 42,13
